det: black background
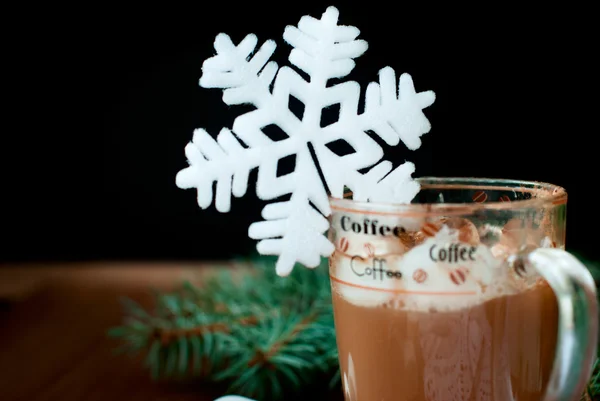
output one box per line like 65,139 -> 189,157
2,2 -> 595,263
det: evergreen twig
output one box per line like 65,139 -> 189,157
109,256 -> 338,400
109,254 -> 600,400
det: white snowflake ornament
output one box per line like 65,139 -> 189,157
176,6 -> 435,276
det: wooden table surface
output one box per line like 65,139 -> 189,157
0,262 -> 246,401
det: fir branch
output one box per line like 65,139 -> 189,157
585,358 -> 599,400
151,315 -> 259,346
109,256 -> 337,399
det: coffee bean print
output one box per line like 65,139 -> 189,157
499,195 -> 511,202
449,267 -> 468,285
413,269 -> 428,284
364,243 -> 375,257
339,237 -> 349,253
421,222 -> 441,237
472,191 -> 488,203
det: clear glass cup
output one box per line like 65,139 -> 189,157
327,177 -> 598,401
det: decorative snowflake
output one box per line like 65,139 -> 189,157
176,6 -> 435,276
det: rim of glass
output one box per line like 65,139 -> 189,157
329,177 -> 567,216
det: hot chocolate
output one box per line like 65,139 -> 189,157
332,281 -> 558,401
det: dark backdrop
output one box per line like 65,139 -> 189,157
3,2 -> 594,262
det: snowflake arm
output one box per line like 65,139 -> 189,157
175,128 -> 258,212
362,67 -> 436,149
199,33 -> 278,108
365,161 -> 421,203
283,6 -> 368,81
176,128 -> 296,213
316,140 -> 421,203
249,194 -> 334,276
311,68 -> 434,202
248,147 -> 334,276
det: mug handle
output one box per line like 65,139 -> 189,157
527,248 -> 598,401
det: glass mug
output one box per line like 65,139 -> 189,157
327,178 -> 598,401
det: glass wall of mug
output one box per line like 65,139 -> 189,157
327,177 -> 597,401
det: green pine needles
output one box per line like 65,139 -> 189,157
109,256 -> 339,400
109,255 -> 600,401
588,359 -> 599,400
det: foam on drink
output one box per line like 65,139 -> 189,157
330,223 -> 544,312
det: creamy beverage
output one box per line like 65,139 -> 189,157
331,281 -> 558,401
